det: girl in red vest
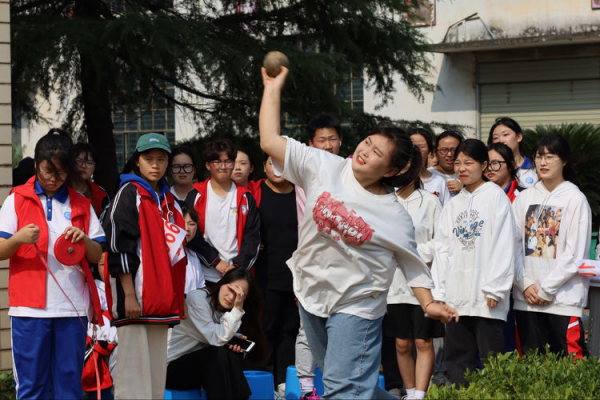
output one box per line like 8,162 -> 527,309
103,133 -> 187,399
69,143 -> 110,219
0,134 -> 105,399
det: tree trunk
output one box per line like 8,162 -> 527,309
76,0 -> 119,197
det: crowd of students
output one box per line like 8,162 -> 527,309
0,64 -> 594,400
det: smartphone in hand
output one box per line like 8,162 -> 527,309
228,336 -> 255,353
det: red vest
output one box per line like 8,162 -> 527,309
192,179 -> 251,251
10,177 -> 102,324
88,180 -> 108,218
507,179 -> 519,203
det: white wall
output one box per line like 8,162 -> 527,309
364,0 -> 600,135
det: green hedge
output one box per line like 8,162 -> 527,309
426,348 -> 600,399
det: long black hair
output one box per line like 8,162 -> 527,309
532,134 -> 577,184
170,145 -> 198,180
368,125 -> 422,189
408,127 -> 434,153
205,268 -> 267,365
488,142 -> 517,181
455,139 -> 489,182
34,133 -> 73,182
488,117 -> 525,157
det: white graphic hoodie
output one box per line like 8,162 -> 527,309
512,180 -> 591,317
388,189 -> 442,305
432,182 -> 516,321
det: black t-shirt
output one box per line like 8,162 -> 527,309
255,180 -> 298,292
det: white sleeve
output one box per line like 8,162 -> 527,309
394,222 -> 434,290
87,205 -> 105,242
185,291 -> 244,346
415,196 -> 442,265
431,205 -> 451,301
439,181 -> 451,207
512,195 -> 528,292
481,195 -> 516,302
0,194 -> 17,238
271,137 -> 325,190
538,196 -> 592,300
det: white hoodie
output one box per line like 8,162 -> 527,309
388,189 -> 442,305
512,180 -> 591,317
432,182 -> 516,321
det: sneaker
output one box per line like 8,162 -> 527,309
300,388 -> 320,400
277,383 -> 286,398
388,387 -> 404,399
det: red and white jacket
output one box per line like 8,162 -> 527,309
104,174 -> 186,327
185,178 -> 260,271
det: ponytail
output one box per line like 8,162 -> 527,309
368,125 -> 422,189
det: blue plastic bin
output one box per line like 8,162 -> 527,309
164,388 -> 206,399
244,370 -> 275,400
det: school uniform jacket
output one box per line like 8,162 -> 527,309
10,176 -> 103,324
104,174 -> 186,327
185,178 -> 260,271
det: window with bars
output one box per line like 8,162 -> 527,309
342,71 -> 364,113
112,85 -> 176,172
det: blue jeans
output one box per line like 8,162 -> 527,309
299,304 -> 395,400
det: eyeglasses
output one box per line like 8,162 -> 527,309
38,168 -> 67,182
209,159 -> 234,167
75,158 -> 96,167
534,154 -> 560,163
436,147 -> 457,156
488,160 -> 507,171
171,163 -> 194,173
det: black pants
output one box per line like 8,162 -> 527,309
445,316 -> 505,387
263,289 -> 300,385
166,346 -> 251,400
515,311 -> 588,358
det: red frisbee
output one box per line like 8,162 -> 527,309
54,234 -> 85,266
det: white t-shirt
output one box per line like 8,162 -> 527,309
422,173 -> 450,206
0,190 -> 105,318
428,167 -> 459,197
203,183 -> 238,282
184,249 -> 206,294
273,138 -> 433,320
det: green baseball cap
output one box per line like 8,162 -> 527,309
135,133 -> 171,154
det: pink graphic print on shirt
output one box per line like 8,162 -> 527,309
313,192 -> 374,246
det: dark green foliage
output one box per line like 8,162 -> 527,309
0,371 -> 15,400
427,348 -> 600,399
522,124 -> 600,225
12,0 -> 441,194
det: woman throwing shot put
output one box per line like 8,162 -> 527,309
259,65 -> 458,399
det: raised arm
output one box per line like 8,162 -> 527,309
259,67 -> 289,167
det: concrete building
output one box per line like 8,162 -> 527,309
0,0 -> 11,370
368,0 -> 600,140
